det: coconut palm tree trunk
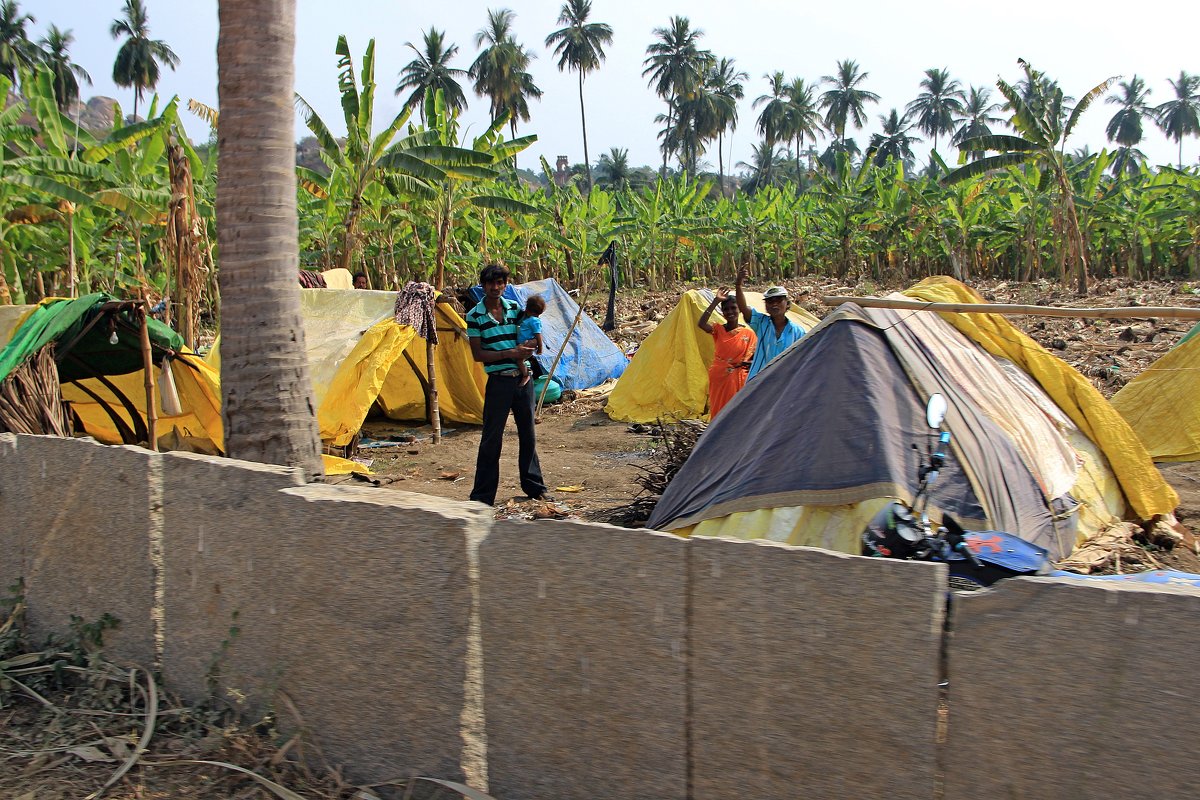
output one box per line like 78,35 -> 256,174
216,0 -> 324,478
579,71 -> 592,190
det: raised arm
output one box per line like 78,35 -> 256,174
735,266 -> 752,324
697,292 -> 721,334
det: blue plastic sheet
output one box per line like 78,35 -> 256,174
1049,569 -> 1200,588
467,278 -> 627,390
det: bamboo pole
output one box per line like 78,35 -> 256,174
426,337 -> 441,445
138,304 -> 158,451
821,295 -> 1200,320
536,279 -> 598,417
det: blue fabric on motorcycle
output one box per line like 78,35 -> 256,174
1048,569 -> 1200,587
469,278 -> 627,390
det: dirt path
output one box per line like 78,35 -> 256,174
347,403 -> 652,524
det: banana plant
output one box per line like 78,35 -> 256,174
387,90 -> 538,288
295,36 -> 446,272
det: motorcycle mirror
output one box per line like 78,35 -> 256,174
926,393 -> 947,429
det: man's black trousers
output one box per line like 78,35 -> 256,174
469,373 -> 547,506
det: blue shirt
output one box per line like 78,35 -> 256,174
517,315 -> 543,346
466,297 -> 527,375
746,308 -> 805,380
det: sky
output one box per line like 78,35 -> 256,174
23,0 -> 1199,174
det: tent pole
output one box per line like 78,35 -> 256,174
822,295 -> 1200,320
139,304 -> 158,451
537,275 -> 598,417
427,338 -> 441,444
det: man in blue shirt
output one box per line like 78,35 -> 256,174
465,263 -> 549,506
735,266 -> 805,380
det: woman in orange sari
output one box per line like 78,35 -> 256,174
697,289 -> 757,420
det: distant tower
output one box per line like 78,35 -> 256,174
555,155 -> 569,186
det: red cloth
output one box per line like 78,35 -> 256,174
708,324 -> 756,419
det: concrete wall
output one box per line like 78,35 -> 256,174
5,432 -> 1200,799
689,537 -> 944,800
0,433 -> 157,666
946,577 -> 1200,799
480,520 -> 688,800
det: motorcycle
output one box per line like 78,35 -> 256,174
861,393 -> 1052,591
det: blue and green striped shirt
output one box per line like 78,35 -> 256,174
466,297 -> 528,374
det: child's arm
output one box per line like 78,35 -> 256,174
534,332 -> 544,355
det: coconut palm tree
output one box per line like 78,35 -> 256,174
594,146 -> 629,190
945,59 -> 1117,294
545,0 -> 613,190
39,25 -> 91,112
0,0 -> 39,82
867,108 -> 921,169
470,7 -> 543,142
819,59 -> 879,145
110,0 -> 180,120
952,85 -> 1003,161
642,15 -> 711,176
215,0 -> 324,477
754,72 -> 790,148
785,78 -> 822,179
1104,76 -> 1152,149
737,140 -> 785,193
905,67 -> 965,154
706,57 -> 747,193
395,28 -> 468,121
1153,71 -> 1200,169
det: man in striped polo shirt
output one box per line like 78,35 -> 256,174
466,263 -> 549,506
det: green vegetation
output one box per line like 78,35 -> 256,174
1,0 -> 1199,315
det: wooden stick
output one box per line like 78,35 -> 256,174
821,295 -> 1200,320
139,304 -> 158,451
536,279 -> 597,416
426,336 -> 441,445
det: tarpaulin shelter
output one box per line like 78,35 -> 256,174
1110,320 -> 1200,462
606,289 -> 821,423
208,288 -> 486,448
649,282 -> 1174,561
0,294 -> 223,450
467,278 -> 627,390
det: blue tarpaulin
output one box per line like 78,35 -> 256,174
467,278 -> 627,390
1049,569 -> 1200,588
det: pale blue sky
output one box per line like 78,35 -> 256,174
24,0 -> 1197,172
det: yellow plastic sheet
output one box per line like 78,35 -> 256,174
607,290 -> 820,423
1111,333 -> 1200,462
902,276 -> 1177,518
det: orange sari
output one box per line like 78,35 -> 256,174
708,323 -> 757,419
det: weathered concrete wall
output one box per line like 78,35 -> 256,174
9,432 -> 1200,800
689,537 -> 945,800
160,450 -> 306,703
0,434 -> 157,667
0,433 -> 20,601
267,484 -> 488,785
945,576 -> 1200,799
480,520 -> 688,800
160,447 -> 488,786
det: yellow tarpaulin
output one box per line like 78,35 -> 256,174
62,350 -> 225,453
606,289 -> 821,423
902,276 -> 1177,518
1111,330 -> 1200,462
